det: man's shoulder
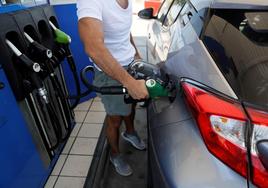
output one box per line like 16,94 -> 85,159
77,0 -> 105,21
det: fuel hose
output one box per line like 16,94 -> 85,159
49,21 -> 81,109
24,32 -> 72,137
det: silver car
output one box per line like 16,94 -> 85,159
138,0 -> 268,187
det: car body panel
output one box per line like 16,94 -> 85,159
146,0 -> 267,187
162,9 -> 237,99
147,0 -> 184,65
147,0 -> 237,99
163,33 -> 237,99
147,18 -> 173,65
148,95 -> 192,129
148,95 -> 248,188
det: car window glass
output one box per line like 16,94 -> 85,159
203,10 -> 268,109
189,8 -> 207,36
157,0 -> 173,23
163,0 -> 186,27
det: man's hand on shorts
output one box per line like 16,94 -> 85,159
125,79 -> 148,100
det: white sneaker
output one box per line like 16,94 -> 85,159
110,154 -> 133,176
121,131 -> 146,150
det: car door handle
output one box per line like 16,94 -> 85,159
182,12 -> 193,26
187,12 -> 193,19
182,15 -> 188,26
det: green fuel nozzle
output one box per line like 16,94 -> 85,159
49,21 -> 71,44
49,21 -> 82,109
123,79 -> 171,104
145,79 -> 170,99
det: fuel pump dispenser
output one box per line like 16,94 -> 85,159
5,39 -> 46,102
5,39 -> 66,151
0,4 -> 77,187
24,32 -> 73,137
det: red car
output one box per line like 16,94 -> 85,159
144,0 -> 163,15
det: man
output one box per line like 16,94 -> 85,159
77,0 -> 148,176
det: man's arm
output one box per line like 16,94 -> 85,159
130,33 -> 141,60
78,17 -> 148,99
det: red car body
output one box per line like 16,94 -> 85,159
144,0 -> 162,15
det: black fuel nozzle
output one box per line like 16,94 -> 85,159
24,32 -> 53,60
6,39 -> 41,73
50,47 -> 66,68
57,47 -> 66,57
5,39 -> 49,103
24,32 -> 57,74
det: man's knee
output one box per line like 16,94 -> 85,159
107,115 -> 122,129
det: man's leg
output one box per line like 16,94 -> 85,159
122,104 -> 146,150
107,114 -> 133,176
123,104 -> 136,134
93,68 -> 133,176
106,115 -> 122,155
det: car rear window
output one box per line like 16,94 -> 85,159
202,9 -> 268,109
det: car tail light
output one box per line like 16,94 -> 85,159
181,82 -> 248,177
182,81 -> 268,187
246,108 -> 268,187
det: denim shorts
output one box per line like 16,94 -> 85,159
93,67 -> 132,116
